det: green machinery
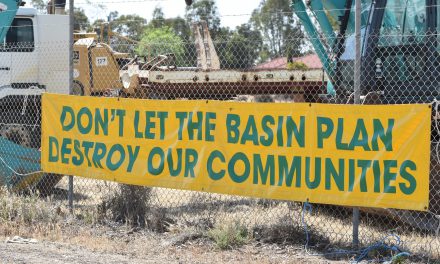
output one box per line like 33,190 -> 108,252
292,0 -> 439,104
292,0 -> 440,231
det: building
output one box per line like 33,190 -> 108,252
254,53 -> 322,70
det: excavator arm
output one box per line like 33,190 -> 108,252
0,0 -> 22,42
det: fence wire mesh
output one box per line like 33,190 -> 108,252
0,0 -> 439,262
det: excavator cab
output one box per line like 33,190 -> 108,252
364,0 -> 439,103
292,0 -> 439,104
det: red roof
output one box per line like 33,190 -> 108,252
254,54 -> 322,70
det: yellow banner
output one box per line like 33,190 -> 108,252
41,93 -> 431,211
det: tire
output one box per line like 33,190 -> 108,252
0,109 -> 62,196
72,81 -> 84,96
35,174 -> 63,197
0,110 -> 40,149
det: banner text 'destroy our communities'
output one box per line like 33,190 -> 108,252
41,93 -> 431,211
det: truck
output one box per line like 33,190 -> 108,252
0,0 -> 212,192
0,1 -> 69,147
0,0 -> 69,193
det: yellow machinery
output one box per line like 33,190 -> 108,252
72,23 -> 139,96
73,37 -> 131,96
73,32 -> 98,42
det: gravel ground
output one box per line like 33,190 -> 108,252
0,233 -> 350,264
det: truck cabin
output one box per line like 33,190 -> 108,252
0,8 -> 35,52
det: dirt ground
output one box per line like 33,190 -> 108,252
0,186 -> 431,263
0,229 -> 350,264
0,242 -> 348,264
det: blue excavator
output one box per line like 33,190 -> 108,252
291,0 -> 439,104
291,0 -> 439,231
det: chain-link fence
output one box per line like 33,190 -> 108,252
0,0 -> 439,261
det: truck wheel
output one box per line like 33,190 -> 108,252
34,173 -> 63,197
0,110 -> 39,149
72,81 -> 84,96
0,110 -> 62,196
0,124 -> 32,148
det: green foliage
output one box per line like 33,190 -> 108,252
100,185 -> 151,227
220,24 -> 263,69
136,27 -> 185,61
208,221 -> 250,250
185,0 -> 221,37
164,17 -> 192,41
74,8 -> 91,32
391,253 -> 410,264
0,188 -> 61,225
251,0 -> 305,59
149,7 -> 165,29
110,14 -> 147,41
147,7 -> 192,41
287,61 -> 309,70
30,0 -> 46,12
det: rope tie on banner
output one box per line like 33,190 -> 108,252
354,234 -> 409,263
301,201 -> 313,251
300,202 -> 411,263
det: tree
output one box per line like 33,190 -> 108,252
74,8 -> 91,31
108,11 -> 119,22
136,27 -> 185,65
147,7 -> 191,41
251,0 -> 305,60
145,7 -> 194,66
164,17 -> 192,41
185,0 -> 221,38
222,24 -> 263,69
149,7 -> 165,29
110,14 -> 147,41
91,18 -> 107,42
30,0 -> 46,12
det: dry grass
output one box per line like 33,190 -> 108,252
99,184 -> 152,227
208,220 -> 250,250
1,181 -> 439,261
0,187 -> 65,240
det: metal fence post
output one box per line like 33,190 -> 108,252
68,176 -> 73,213
352,0 -> 361,248
68,0 -> 74,213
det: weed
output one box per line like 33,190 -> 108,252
391,253 -> 411,264
208,221 -> 250,250
100,184 -> 151,227
0,187 -> 64,237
